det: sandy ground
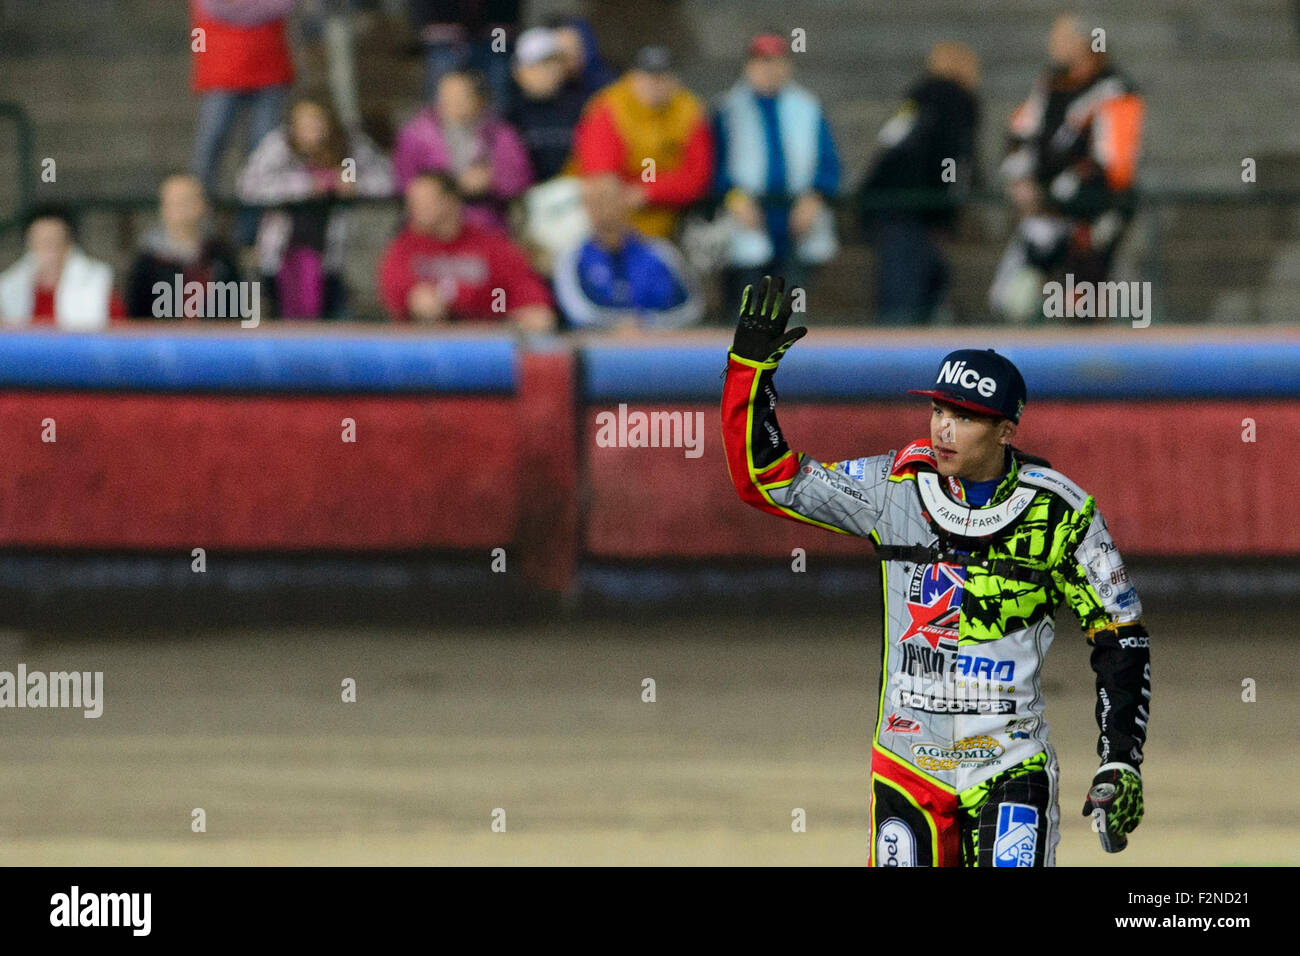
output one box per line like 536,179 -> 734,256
0,602 -> 1295,866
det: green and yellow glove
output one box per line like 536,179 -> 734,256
1083,762 -> 1144,849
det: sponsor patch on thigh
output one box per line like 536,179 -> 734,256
993,802 -> 1039,867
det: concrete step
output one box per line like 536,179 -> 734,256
0,4 -> 185,58
4,54 -> 192,95
685,4 -> 1297,64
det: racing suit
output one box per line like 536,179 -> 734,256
721,353 -> 1151,866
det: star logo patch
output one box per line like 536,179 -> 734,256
899,563 -> 965,650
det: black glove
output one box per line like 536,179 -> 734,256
730,275 -> 807,365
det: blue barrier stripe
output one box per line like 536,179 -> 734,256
2,334 -> 1295,399
0,334 -> 518,392
582,341 -> 1300,401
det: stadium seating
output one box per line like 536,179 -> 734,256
4,0 -> 1300,322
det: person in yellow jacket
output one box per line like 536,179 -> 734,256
570,46 -> 714,239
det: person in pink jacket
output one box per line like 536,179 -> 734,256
392,69 -> 533,233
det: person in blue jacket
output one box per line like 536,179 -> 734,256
713,33 -> 841,312
553,173 -> 702,331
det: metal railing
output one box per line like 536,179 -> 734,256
0,101 -> 35,234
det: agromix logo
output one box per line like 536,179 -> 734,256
911,734 -> 1006,773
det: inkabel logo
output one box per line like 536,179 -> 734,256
876,818 -> 916,866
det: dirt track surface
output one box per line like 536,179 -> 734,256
0,603 -> 1294,866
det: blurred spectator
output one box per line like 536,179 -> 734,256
571,46 -> 713,240
237,93 -> 394,318
300,0 -> 363,131
393,69 -> 534,233
553,174 -> 702,331
518,176 -> 590,280
545,14 -> 617,97
990,11 -> 1144,322
377,172 -> 555,330
856,41 -> 981,324
713,33 -> 841,310
506,28 -> 589,183
410,0 -> 520,110
189,0 -> 296,194
127,174 -> 244,319
0,206 -> 126,329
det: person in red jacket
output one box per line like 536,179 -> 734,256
570,46 -> 713,239
377,172 -> 555,332
189,0 -> 296,197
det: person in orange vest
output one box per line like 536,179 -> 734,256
570,46 -> 714,240
991,11 -> 1145,322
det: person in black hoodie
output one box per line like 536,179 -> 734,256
127,174 -> 243,319
856,42 -> 981,325
545,14 -> 617,98
505,27 -> 590,183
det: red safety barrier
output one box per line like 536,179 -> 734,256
0,351 -> 580,593
0,346 -> 1291,604
515,350 -> 579,593
0,393 -> 521,549
582,400 -> 1297,558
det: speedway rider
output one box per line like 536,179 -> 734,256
721,276 -> 1151,866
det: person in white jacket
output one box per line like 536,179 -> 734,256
236,94 -> 394,318
0,206 -> 121,330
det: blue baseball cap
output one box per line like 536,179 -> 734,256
908,348 -> 1027,423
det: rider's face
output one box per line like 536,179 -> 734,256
929,401 -> 1012,481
